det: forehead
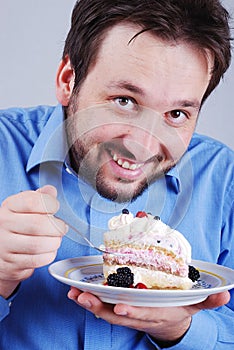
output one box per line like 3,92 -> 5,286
92,23 -> 212,104
99,22 -> 211,62
96,23 -> 212,79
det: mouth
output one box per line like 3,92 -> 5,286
112,153 -> 144,171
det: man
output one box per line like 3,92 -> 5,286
0,0 -> 233,349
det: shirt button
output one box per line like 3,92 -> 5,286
65,167 -> 73,174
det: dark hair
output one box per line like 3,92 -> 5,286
63,0 -> 232,103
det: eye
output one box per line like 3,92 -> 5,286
165,110 -> 188,126
113,96 -> 138,112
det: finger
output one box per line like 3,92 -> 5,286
182,291 -> 231,317
2,232 -> 62,255
36,185 -> 57,197
69,289 -> 114,315
195,291 -> 230,310
114,291 -> 231,322
76,292 -> 159,331
1,189 -> 59,214
2,250 -> 59,272
68,289 -> 143,321
71,290 -> 144,327
113,303 -> 165,322
68,286 -> 83,300
0,211 -> 68,236
68,289 -> 171,332
78,292 -> 119,322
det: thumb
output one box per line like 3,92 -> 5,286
197,291 -> 230,310
36,185 -> 58,198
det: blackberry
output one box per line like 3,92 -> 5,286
116,267 -> 132,275
188,265 -> 200,282
107,267 -> 134,287
107,273 -> 120,287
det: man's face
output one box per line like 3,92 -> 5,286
65,24 -> 211,202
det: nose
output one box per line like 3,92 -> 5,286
122,124 -> 161,163
121,112 -> 185,163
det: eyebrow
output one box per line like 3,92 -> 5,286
176,100 -> 201,111
107,80 -> 145,96
107,80 -> 201,111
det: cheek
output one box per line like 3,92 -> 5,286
92,127 -> 112,142
175,127 -> 195,154
92,125 -> 125,142
78,126 -> 116,149
161,127 -> 194,161
182,122 -> 197,143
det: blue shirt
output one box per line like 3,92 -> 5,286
0,104 -> 233,349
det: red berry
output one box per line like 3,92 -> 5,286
134,283 -> 148,289
136,211 -> 148,218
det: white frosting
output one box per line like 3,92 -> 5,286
103,264 -> 193,290
108,212 -> 134,229
105,212 -> 191,263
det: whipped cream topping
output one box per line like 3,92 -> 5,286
106,212 -> 191,263
108,212 -> 134,229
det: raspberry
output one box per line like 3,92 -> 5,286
134,283 -> 148,289
188,265 -> 200,282
136,211 -> 148,218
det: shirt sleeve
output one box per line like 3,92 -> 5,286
174,308 -> 234,349
146,305 -> 234,349
147,184 -> 234,350
0,297 -> 12,322
0,284 -> 21,322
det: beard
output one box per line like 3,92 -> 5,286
65,101 -> 179,203
68,139 -> 176,203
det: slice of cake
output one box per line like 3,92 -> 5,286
103,210 -> 194,290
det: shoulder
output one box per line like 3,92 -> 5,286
189,132 -> 233,152
0,105 -> 57,149
0,105 -> 55,132
188,133 -> 233,200
188,133 -> 233,166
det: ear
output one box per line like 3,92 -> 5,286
55,55 -> 75,106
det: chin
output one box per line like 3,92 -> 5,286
95,176 -> 149,203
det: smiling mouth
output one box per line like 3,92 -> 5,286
112,153 -> 144,170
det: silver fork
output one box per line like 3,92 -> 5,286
56,216 -> 119,255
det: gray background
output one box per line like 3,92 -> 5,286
0,0 -> 233,149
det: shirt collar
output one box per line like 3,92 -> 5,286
26,104 -> 68,172
26,103 -> 182,193
168,146 -> 195,194
166,166 -> 181,193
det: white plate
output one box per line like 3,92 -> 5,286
48,255 -> 234,307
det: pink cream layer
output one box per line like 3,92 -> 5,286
103,247 -> 188,277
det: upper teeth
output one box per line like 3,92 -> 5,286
112,154 -> 142,170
